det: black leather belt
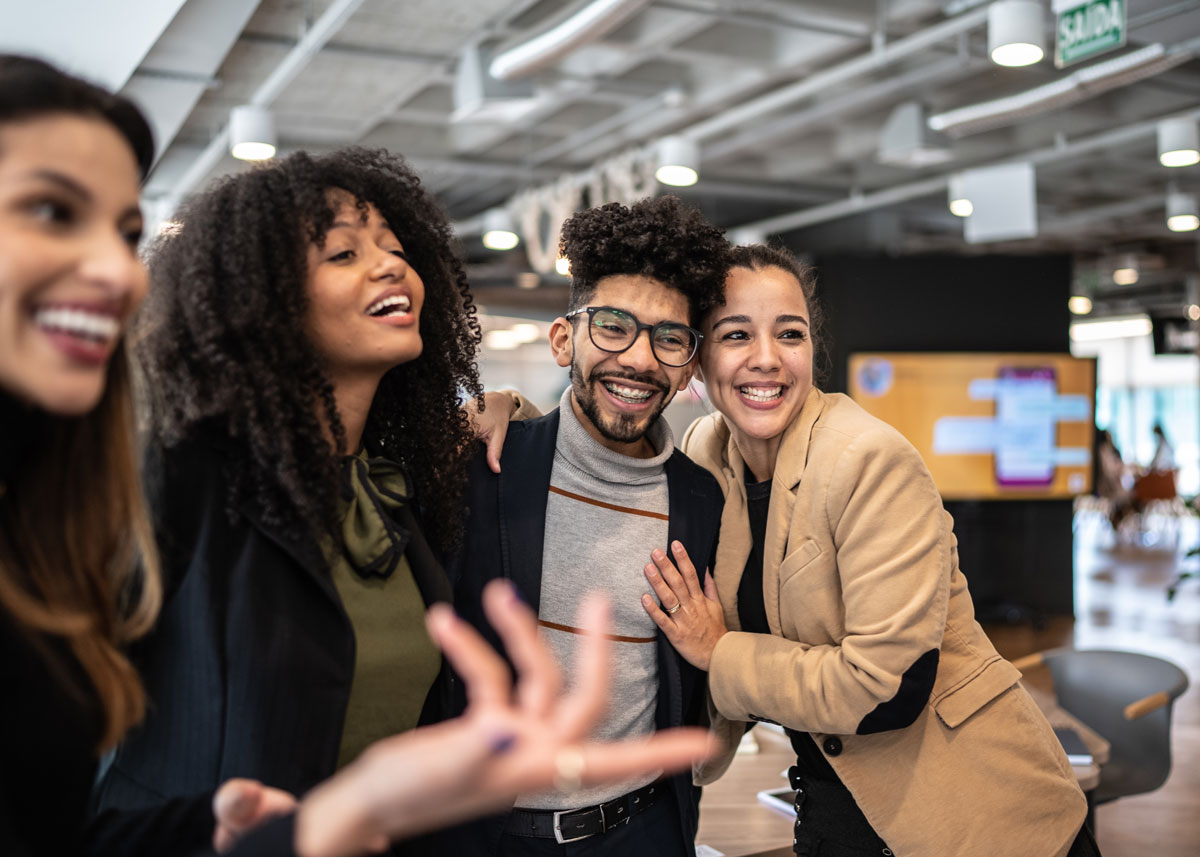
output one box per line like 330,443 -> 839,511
505,781 -> 664,844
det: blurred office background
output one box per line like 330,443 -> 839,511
4,1 -> 1199,853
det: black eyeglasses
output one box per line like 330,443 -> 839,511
565,306 -> 702,367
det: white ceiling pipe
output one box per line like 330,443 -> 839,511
489,0 -> 654,81
703,56 -> 968,161
735,105 -> 1200,236
163,0 -> 368,212
678,6 -> 990,145
928,40 -> 1200,137
1038,195 -> 1165,234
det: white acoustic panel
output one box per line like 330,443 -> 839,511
963,161 -> 1038,243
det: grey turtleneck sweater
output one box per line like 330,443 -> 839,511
517,387 -> 673,810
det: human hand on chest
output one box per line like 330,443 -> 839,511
641,540 -> 727,670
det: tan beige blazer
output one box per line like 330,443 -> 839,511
682,389 -> 1086,857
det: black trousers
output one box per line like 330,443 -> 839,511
788,768 -> 892,857
496,788 -> 688,857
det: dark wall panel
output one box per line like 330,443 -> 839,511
811,253 -> 1076,618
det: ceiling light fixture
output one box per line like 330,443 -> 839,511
1166,189 -> 1200,232
484,329 -> 521,350
511,322 -> 541,344
555,256 -> 571,276
482,209 -> 520,250
1158,116 -> 1200,167
655,136 -> 699,187
1068,296 -> 1093,315
1188,304 -> 1200,321
948,174 -> 973,217
987,0 -> 1046,68
1069,316 -> 1153,342
229,105 -> 276,161
1112,267 -> 1138,285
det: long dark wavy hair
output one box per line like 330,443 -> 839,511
137,148 -> 482,554
0,54 -> 160,751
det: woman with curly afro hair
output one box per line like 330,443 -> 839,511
95,147 -> 486,844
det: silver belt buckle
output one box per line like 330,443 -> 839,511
553,809 -> 594,844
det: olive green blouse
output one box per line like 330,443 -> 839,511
327,453 -> 441,768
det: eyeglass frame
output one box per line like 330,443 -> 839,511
564,305 -> 703,367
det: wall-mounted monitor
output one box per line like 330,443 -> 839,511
847,352 -> 1096,500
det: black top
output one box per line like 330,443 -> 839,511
0,602 -> 298,857
737,474 -> 837,780
736,477 -> 772,635
93,430 -> 445,857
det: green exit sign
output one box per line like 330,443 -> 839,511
1056,0 -> 1126,68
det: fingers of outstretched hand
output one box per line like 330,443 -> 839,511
213,779 -> 297,853
426,600 -> 511,709
483,579 -> 561,716
551,593 -> 612,741
574,729 -> 715,787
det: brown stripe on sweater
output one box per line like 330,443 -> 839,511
537,619 -> 656,644
548,485 -> 670,521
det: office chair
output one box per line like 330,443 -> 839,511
1013,648 -> 1189,805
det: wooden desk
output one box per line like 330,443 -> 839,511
694,726 -> 795,857
694,682 -> 1111,856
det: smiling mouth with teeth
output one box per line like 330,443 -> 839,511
739,385 -> 784,402
34,306 -> 121,343
602,380 -> 656,404
365,294 -> 411,317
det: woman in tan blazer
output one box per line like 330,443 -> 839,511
641,244 -> 1099,857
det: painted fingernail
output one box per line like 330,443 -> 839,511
490,732 -> 517,755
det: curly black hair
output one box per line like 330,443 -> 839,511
559,195 -> 729,325
137,147 -> 482,555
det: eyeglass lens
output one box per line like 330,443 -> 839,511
587,307 -> 697,366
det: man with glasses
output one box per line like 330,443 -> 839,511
443,196 -> 729,857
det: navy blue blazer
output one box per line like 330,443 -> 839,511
444,409 -> 724,856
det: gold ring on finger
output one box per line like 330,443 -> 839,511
665,601 -> 682,615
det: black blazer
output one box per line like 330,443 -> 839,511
95,433 -> 449,828
444,409 -> 724,855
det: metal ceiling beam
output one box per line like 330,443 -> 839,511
735,105 -> 1200,236
678,6 -> 990,144
490,0 -> 654,80
702,54 -> 969,161
161,0 -> 368,213
656,0 -> 872,38
123,0 -> 262,169
0,0 -> 187,91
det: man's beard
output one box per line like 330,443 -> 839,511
570,359 -> 671,445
